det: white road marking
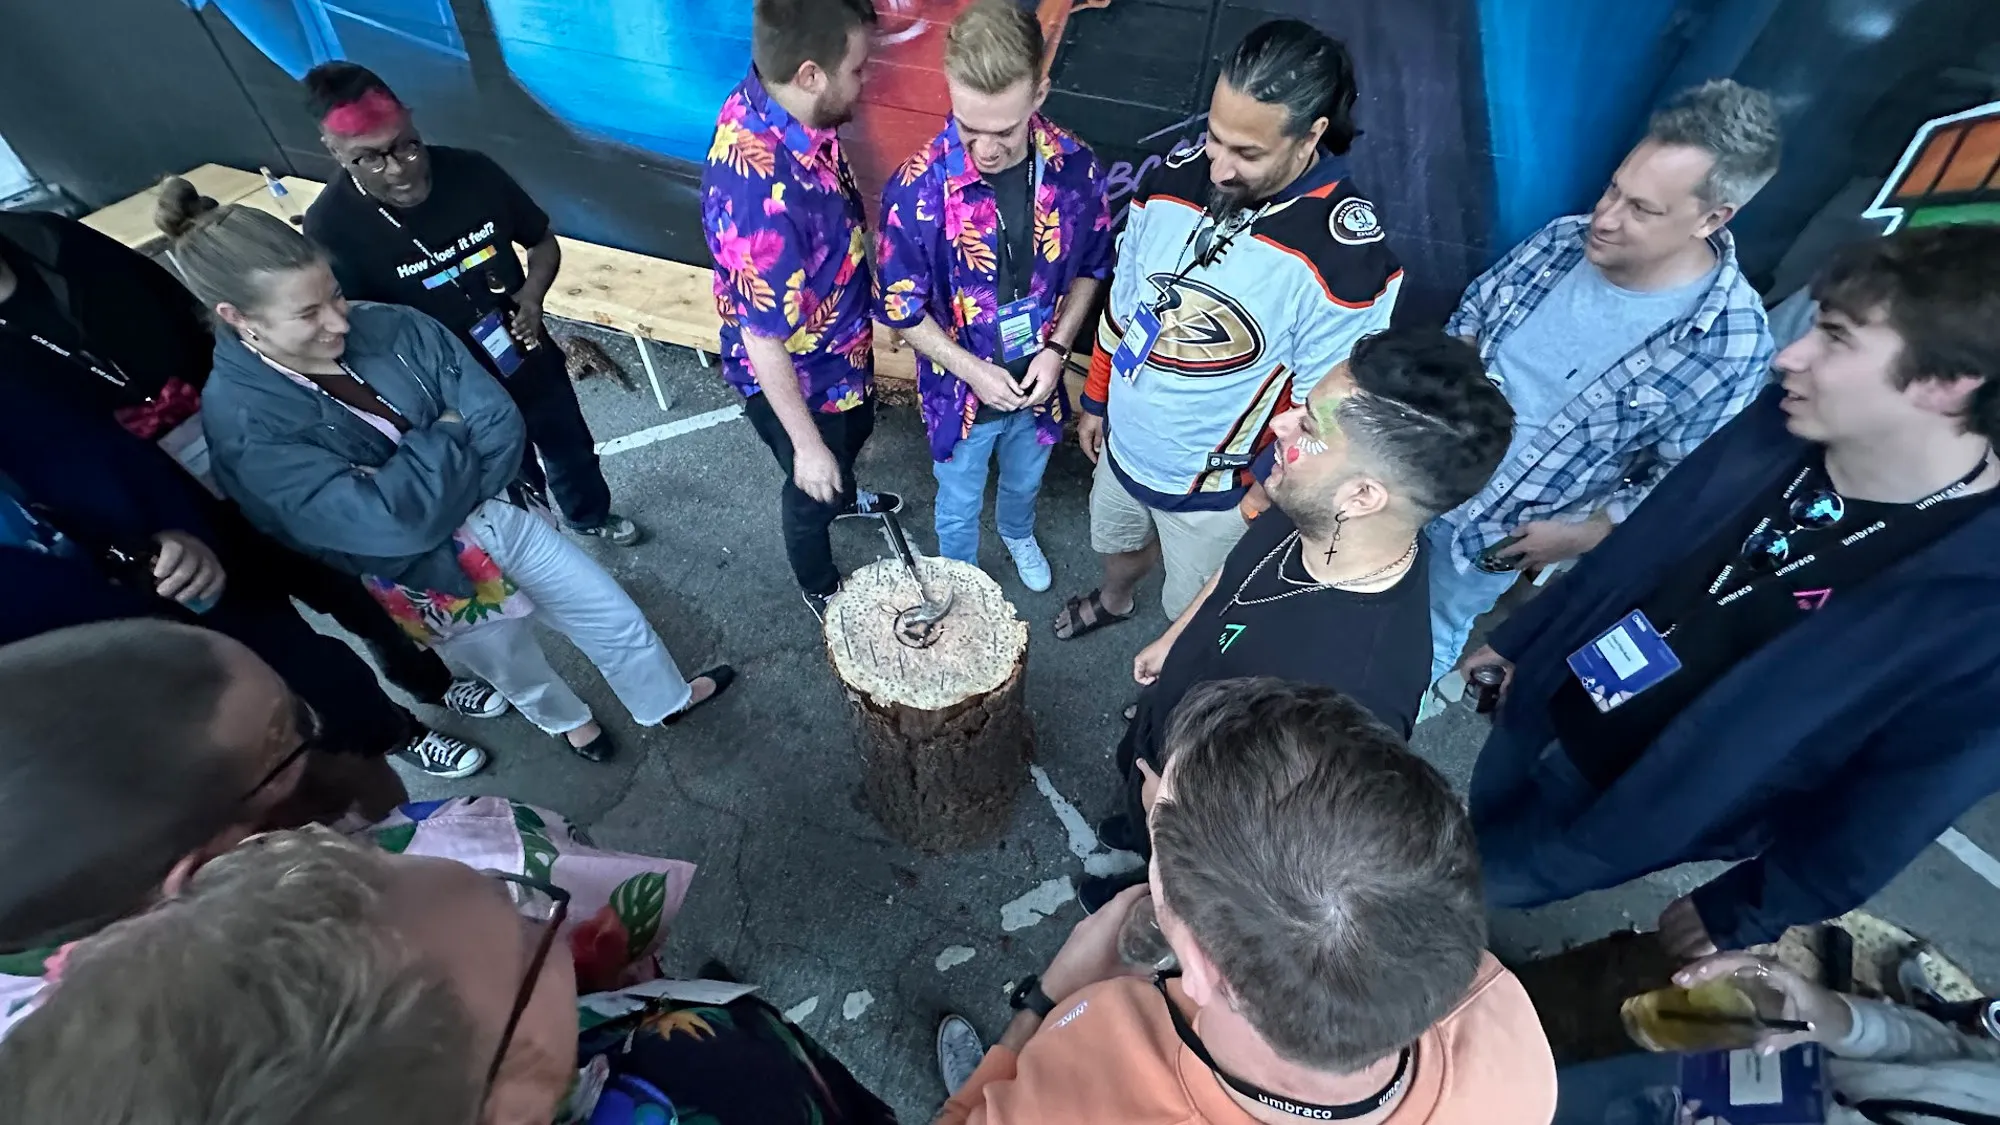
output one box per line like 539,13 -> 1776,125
935,946 -> 976,972
843,990 -> 875,1020
783,996 -> 819,1023
1001,877 -> 1075,931
1031,765 -> 1099,860
593,404 -> 744,456
1030,765 -> 1148,879
1938,828 -> 2000,889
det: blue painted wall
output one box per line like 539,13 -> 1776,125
1476,0 -> 1693,249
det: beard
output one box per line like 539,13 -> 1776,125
814,89 -> 857,130
1206,181 -> 1251,218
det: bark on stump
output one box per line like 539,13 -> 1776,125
824,556 -> 1033,851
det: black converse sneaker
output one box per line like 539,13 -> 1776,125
401,730 -> 491,779
442,678 -> 509,719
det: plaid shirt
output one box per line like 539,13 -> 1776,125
1437,215 -> 1774,567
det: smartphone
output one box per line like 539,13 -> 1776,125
1475,534 -> 1526,573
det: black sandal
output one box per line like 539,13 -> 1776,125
1053,589 -> 1134,640
664,664 -> 737,726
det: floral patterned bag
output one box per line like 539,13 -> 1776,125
363,525 -> 534,647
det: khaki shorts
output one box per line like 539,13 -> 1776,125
1089,452 -> 1250,618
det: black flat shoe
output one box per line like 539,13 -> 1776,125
565,727 -> 615,763
664,664 -> 737,726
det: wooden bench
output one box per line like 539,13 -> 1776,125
83,165 -> 920,412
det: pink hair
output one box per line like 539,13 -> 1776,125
321,89 -> 407,137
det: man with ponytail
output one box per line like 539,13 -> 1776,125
299,62 -> 643,548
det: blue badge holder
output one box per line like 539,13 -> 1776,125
470,309 -> 524,377
1112,306 -> 1164,384
1565,610 -> 1683,713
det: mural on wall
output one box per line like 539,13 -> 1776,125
11,0 -> 1991,324
159,0 -> 1504,317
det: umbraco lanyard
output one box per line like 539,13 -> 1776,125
366,186 -> 489,318
0,314 -> 130,387
1148,201 -> 1266,316
250,347 -> 411,432
991,151 -> 1045,296
1153,975 -> 1412,1120
1664,451 -> 1993,638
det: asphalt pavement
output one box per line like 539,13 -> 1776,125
355,320 -> 2000,1121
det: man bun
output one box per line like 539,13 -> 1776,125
153,176 -> 221,241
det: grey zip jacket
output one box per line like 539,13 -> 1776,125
202,301 -> 527,597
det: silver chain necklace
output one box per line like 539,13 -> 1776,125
1229,532 -> 1417,608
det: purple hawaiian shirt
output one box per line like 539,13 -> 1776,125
876,114 -> 1112,461
701,69 -> 874,414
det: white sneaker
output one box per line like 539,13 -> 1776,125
401,731 -> 491,779
442,678 -> 509,719
1001,535 -> 1053,592
936,1014 -> 986,1096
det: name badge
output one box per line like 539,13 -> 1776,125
1566,610 -> 1682,713
1112,306 -> 1163,385
470,309 -> 524,377
995,296 -> 1044,363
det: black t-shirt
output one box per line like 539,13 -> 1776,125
1551,451 -> 2000,788
972,157 -> 1038,425
0,215 -> 215,411
304,146 -> 550,359
1130,509 -> 1433,763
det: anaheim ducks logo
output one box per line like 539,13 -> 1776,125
1143,272 -> 1265,376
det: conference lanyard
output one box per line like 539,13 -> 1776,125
990,152 -> 1045,292
1154,974 -> 1410,1120
1697,453 -> 1991,618
368,192 -> 491,318
0,314 -> 130,387
1148,201 -> 1265,315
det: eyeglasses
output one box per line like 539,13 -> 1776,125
346,137 -> 424,175
481,872 -> 571,1094
1740,489 -> 1845,572
240,695 -> 323,804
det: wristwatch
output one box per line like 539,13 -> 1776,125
1008,973 -> 1058,1018
1041,340 -> 1071,360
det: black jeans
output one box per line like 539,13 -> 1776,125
210,506 -> 454,705
743,393 -> 875,596
505,341 -> 611,531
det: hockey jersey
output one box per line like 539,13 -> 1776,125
1082,143 -> 1403,509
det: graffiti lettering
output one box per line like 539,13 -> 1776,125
1107,131 -> 1202,224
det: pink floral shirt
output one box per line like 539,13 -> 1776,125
876,115 -> 1112,461
701,69 -> 874,414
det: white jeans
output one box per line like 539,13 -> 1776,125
433,500 -> 692,733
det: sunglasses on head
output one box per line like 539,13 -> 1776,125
1739,488 -> 1845,572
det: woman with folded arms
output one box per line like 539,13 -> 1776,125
155,178 -> 733,762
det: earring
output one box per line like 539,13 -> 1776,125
1323,511 -> 1348,565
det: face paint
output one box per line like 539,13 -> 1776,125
1291,436 -> 1330,460
1308,395 -> 1344,439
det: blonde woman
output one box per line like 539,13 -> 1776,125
156,179 -> 732,762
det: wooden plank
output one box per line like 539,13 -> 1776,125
80,164 -> 265,254
90,166 -> 919,384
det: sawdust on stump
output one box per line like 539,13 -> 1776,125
825,556 -> 1032,852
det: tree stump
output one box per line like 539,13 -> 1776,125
824,556 -> 1033,851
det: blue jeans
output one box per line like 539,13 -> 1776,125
1555,1054 -> 1682,1125
932,410 -> 1052,564
1424,519 -> 1524,682
1469,722 -> 1610,909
